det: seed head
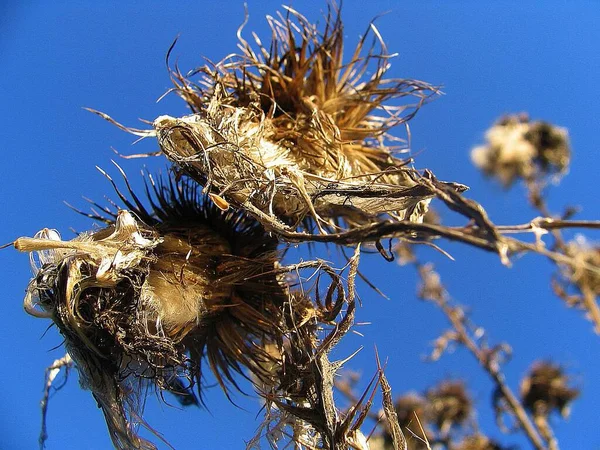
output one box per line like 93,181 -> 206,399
16,174 -> 288,449
520,361 -> 579,418
471,114 -> 570,186
161,5 -> 440,232
426,380 -> 473,432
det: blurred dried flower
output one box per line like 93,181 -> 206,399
454,434 -> 509,450
471,114 -> 570,187
520,361 -> 579,418
16,175 -> 287,449
426,380 -> 473,433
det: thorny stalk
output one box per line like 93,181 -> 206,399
415,262 -> 548,450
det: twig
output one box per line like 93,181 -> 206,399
415,263 -> 548,450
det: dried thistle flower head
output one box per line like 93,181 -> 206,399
455,434 -> 508,450
16,175 -> 287,449
157,5 -> 441,233
520,361 -> 579,418
426,380 -> 473,432
471,114 -> 570,186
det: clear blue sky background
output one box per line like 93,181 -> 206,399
1,1 -> 599,449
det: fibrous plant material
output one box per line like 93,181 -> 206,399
16,170 -> 403,449
471,114 -> 571,187
95,4 -> 444,235
15,175 -> 289,449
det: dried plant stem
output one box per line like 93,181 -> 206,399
581,284 -> 600,335
40,353 -> 73,450
534,414 -> 559,450
524,178 -> 567,251
416,263 -> 548,450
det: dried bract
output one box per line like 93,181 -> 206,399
16,177 -> 287,449
555,237 -> 600,298
471,114 -> 570,186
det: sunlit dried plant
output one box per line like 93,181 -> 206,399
9,3 -> 600,450
137,4 -> 442,233
471,114 -> 570,187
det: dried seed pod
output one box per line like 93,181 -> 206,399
520,361 -> 579,418
16,175 -> 288,449
471,114 -> 570,186
426,380 -> 472,433
158,5 -> 442,233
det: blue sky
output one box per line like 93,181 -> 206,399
1,1 -> 599,449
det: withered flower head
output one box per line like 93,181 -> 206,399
471,114 -> 570,186
16,174 -> 287,449
426,380 -> 473,432
157,4 -> 440,232
520,361 -> 579,418
455,434 -> 509,450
